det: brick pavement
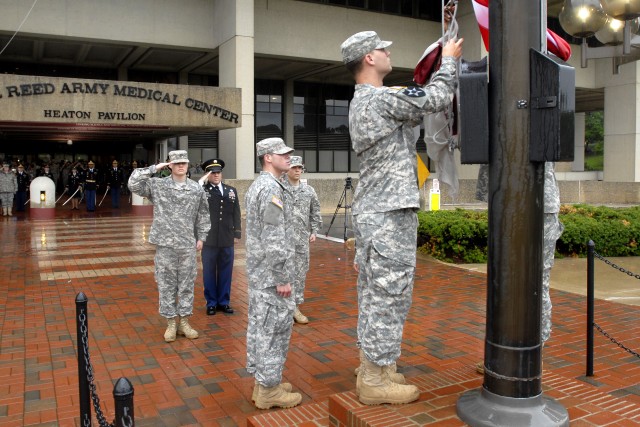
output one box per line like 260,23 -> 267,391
1,205 -> 640,426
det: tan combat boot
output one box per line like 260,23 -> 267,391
251,380 -> 292,402
293,307 -> 309,324
164,317 -> 177,342
358,359 -> 419,406
177,317 -> 199,339
7,207 -> 12,216
355,350 -> 405,396
253,383 -> 302,409
1,207 -> 6,216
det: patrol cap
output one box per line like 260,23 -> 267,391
256,138 -> 294,157
202,158 -> 225,172
2,162 -> 9,167
168,150 -> 189,164
341,31 -> 392,64
290,156 -> 304,168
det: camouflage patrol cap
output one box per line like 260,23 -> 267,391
256,138 -> 294,157
290,156 -> 304,168
2,162 -> 9,168
341,31 -> 392,64
168,150 -> 189,164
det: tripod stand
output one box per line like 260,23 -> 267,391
326,177 -> 354,242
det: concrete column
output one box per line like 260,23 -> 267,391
573,112 -> 585,172
218,0 -> 255,179
602,62 -> 640,182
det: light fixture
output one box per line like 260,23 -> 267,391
67,139 -> 73,145
559,0 -> 640,71
601,0 -> 640,20
40,190 -> 46,202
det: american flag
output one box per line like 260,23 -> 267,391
471,0 -> 571,61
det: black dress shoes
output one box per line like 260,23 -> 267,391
207,306 -> 216,315
217,305 -> 234,314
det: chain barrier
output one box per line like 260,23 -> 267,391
79,311 -> 115,427
592,250 -> 640,361
593,251 -> 640,280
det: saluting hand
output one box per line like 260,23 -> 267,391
156,162 -> 170,170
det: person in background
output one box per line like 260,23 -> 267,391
84,160 -> 99,212
106,160 -> 124,208
66,166 -> 83,210
200,158 -> 242,316
0,162 -> 17,216
15,164 -> 30,212
281,156 -> 322,325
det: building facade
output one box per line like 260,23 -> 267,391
0,0 -> 637,205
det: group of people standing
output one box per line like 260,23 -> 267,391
127,141 -> 323,410
126,24 -> 464,411
63,159 -> 134,211
0,158 -> 139,213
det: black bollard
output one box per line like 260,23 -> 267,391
587,240 -> 595,376
113,377 -> 135,427
75,292 -> 92,426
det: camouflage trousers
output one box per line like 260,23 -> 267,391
353,209 -> 417,366
542,212 -> 564,343
292,246 -> 310,305
154,245 -> 197,319
0,193 -> 13,207
246,288 -> 295,387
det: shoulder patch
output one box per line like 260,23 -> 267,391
401,87 -> 426,98
271,195 -> 283,209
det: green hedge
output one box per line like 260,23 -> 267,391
417,205 -> 640,263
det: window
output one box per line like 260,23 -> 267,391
255,80 -> 284,171
294,83 -> 355,172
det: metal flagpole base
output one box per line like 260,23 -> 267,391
457,387 -> 569,427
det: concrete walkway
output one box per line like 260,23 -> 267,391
458,256 -> 640,306
2,205 -> 640,426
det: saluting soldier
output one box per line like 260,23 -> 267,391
128,150 -> 210,343
200,158 -> 242,316
84,160 -> 99,211
106,160 -> 125,208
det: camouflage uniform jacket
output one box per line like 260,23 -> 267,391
282,177 -> 322,249
349,56 -> 458,215
128,166 -> 210,249
0,171 -> 17,193
245,171 -> 294,290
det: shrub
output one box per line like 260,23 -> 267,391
417,205 -> 640,263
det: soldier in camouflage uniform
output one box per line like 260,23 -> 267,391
128,150 -> 211,343
245,137 -> 302,410
281,156 -> 322,324
0,162 -> 17,216
474,162 -> 563,373
341,30 -> 463,405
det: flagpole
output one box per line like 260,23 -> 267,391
456,0 -> 568,425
